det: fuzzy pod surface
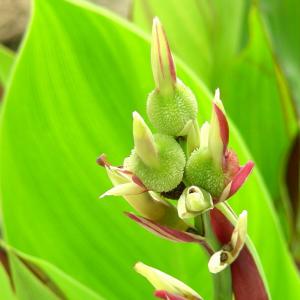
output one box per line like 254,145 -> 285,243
125,134 -> 186,192
147,80 -> 198,136
185,148 -> 225,197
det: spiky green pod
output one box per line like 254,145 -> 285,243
147,80 -> 198,136
185,148 -> 225,197
125,134 -> 185,192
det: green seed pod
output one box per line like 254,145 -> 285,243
185,148 -> 225,197
147,80 -> 198,136
125,134 -> 186,192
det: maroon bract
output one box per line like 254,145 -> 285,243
126,212 -> 213,255
210,208 -> 269,300
155,290 -> 189,300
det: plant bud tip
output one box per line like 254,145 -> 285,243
97,154 -> 108,167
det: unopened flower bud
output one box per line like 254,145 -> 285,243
134,262 -> 203,300
178,186 -> 213,219
125,133 -> 185,192
199,121 -> 210,150
179,119 -> 201,156
133,111 -> 159,168
184,90 -> 254,201
147,17 -> 198,136
209,89 -> 229,169
151,17 -> 176,95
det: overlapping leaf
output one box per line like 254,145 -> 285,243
1,243 -> 105,300
0,0 -> 299,299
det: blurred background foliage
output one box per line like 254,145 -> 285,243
0,0 -> 299,299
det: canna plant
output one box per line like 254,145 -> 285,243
98,17 -> 270,300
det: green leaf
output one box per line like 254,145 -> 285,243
2,242 -> 104,300
260,0 -> 300,263
260,0 -> 300,108
0,262 -> 16,300
0,0 -> 299,299
0,1 -> 213,298
11,254 -> 60,300
0,44 -> 15,86
219,7 -> 298,236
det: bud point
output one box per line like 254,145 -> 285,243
209,89 -> 229,169
133,111 -> 159,168
151,17 -> 176,94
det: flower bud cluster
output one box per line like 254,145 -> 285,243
97,17 -> 264,300
120,17 -> 254,220
99,17 -> 254,225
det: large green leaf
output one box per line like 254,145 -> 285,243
260,0 -> 300,108
0,1 -> 212,298
2,243 -> 104,300
0,0 -> 299,299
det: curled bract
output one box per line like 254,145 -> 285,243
208,210 -> 248,274
98,155 -> 189,230
177,186 -> 213,219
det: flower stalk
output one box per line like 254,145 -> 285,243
151,17 -> 176,96
200,212 -> 232,300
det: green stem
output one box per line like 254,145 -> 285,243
212,268 -> 232,300
194,213 -> 205,236
198,212 -> 233,300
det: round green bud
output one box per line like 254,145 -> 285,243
185,149 -> 225,197
124,134 -> 186,192
147,80 -> 198,136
